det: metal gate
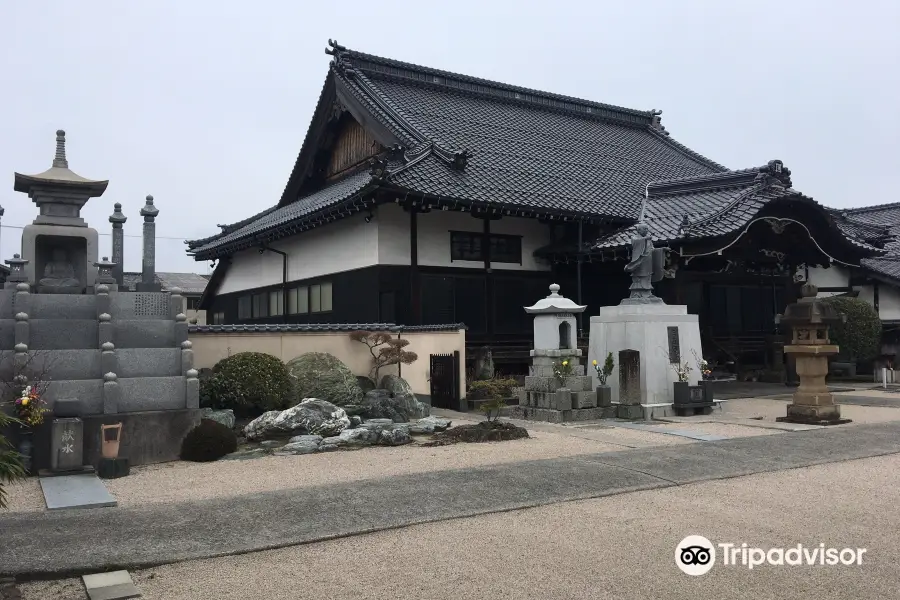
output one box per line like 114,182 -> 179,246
429,351 -> 460,410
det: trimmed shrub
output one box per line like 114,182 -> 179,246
286,352 -> 363,406
202,352 -> 294,415
468,378 -> 518,400
180,418 -> 238,462
822,296 -> 882,361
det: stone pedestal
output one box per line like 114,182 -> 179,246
777,346 -> 851,425
588,303 -> 703,419
50,417 -> 85,472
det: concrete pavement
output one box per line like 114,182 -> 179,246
3,421 -> 900,579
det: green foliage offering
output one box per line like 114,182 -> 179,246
552,360 -> 573,385
822,296 -> 882,361
592,353 -> 615,386
180,418 -> 238,462
470,378 -> 518,422
201,352 -> 294,414
0,409 -> 26,509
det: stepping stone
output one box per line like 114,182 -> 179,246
40,474 -> 117,510
82,571 -> 141,600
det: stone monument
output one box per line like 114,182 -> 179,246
588,223 -> 704,418
0,130 -> 201,470
504,284 -> 612,422
776,283 -> 851,425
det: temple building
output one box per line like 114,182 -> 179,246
186,40 -> 900,377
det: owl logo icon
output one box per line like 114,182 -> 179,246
676,536 -> 716,575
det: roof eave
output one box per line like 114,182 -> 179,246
13,172 -> 109,196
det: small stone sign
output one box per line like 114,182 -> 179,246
619,349 -> 641,405
667,326 -> 681,364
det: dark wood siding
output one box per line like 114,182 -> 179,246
326,118 -> 382,180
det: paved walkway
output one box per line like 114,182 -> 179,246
3,421 -> 900,579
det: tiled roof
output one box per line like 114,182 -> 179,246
186,40 -> 729,259
189,322 -> 467,333
122,272 -> 210,294
593,165 -> 883,253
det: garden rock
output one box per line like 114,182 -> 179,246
288,434 -> 323,445
200,408 -> 236,430
380,374 -> 430,419
409,416 -> 452,435
223,448 -> 271,461
378,428 -> 412,446
355,389 -> 407,422
338,428 -> 379,446
287,352 -> 364,407
349,416 -> 363,428
259,440 -> 284,449
356,376 -> 376,393
244,399 -> 350,441
277,440 -> 321,455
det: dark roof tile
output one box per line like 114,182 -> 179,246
189,322 -> 467,334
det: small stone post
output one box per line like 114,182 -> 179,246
102,372 -> 120,414
186,368 -> 200,409
174,313 -> 189,346
109,203 -> 127,286
169,287 -> 184,320
181,340 -> 194,375
136,195 -> 161,292
100,342 -> 116,377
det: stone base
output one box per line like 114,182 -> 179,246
97,457 -> 131,479
614,402 -> 676,420
777,403 -> 851,426
80,409 -> 201,468
502,405 -> 616,423
589,304 -> 704,406
616,404 -> 644,419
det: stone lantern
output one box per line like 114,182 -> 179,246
776,283 -> 851,425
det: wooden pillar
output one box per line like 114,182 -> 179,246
410,207 -> 420,325
483,216 -> 493,336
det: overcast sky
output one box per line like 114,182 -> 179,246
2,1 -> 898,273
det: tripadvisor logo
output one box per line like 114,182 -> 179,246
675,536 -> 867,575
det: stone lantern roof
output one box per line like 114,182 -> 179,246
779,283 -> 845,328
524,284 -> 587,314
14,130 -> 109,197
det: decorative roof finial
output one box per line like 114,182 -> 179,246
109,202 -> 127,224
140,194 -> 159,218
53,130 -> 68,169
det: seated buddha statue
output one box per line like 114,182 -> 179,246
38,249 -> 83,294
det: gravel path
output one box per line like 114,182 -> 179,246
21,454 -> 900,600
1,419 -> 692,512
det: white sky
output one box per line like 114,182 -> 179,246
2,0 -> 898,273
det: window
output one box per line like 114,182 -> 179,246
310,282 -> 333,313
186,297 -> 201,311
237,296 -> 251,320
211,311 -> 225,325
269,290 -> 283,317
450,231 -> 522,264
288,286 -> 309,314
252,292 -> 268,318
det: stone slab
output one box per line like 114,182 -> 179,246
30,319 -> 98,350
40,474 -> 117,510
83,571 -> 141,600
117,376 -> 186,412
109,293 -> 173,320
19,349 -> 103,380
113,320 -> 175,349
43,379 -> 104,414
606,420 -> 728,441
31,294 -> 97,319
116,348 -> 182,378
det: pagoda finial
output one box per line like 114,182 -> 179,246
52,130 -> 68,169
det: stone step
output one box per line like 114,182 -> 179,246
0,349 -> 103,381
117,348 -> 182,378
31,294 -> 97,319
118,376 -> 186,412
113,320 -> 176,349
30,319 -> 98,350
42,379 -> 104,414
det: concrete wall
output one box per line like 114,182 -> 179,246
189,327 -> 467,398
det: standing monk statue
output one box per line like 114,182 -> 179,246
622,222 -> 662,304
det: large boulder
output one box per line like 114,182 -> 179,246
244,398 -> 350,441
200,408 -> 236,430
380,375 -> 430,419
286,352 -> 364,407
354,389 -> 408,422
409,416 -> 452,435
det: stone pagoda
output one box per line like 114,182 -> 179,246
0,130 -> 200,470
506,284 -> 612,423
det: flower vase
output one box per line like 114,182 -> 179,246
673,381 -> 691,406
699,379 -> 715,404
17,428 -> 33,475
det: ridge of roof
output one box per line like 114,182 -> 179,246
843,201 -> 900,214
331,41 -> 654,124
647,168 -> 760,197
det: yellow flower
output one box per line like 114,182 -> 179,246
562,361 -> 568,366
21,398 -> 29,406
592,359 -> 598,366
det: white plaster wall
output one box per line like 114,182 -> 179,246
416,211 -> 552,271
216,217 -> 380,295
806,264 -> 851,298
376,203 -> 411,265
